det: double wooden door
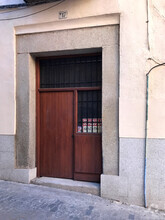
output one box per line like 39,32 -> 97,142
38,90 -> 102,182
37,54 -> 102,182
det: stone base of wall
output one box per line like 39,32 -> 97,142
0,168 -> 37,184
101,138 -> 165,211
101,175 -> 128,202
0,135 -> 36,183
101,138 -> 145,206
146,139 -> 165,211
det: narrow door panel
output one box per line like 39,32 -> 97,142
40,92 -> 73,178
74,134 -> 102,182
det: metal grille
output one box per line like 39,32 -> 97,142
40,54 -> 102,88
78,90 -> 102,133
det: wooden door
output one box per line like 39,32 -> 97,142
37,54 -> 102,183
39,91 -> 74,179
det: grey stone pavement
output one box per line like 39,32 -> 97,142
0,180 -> 165,220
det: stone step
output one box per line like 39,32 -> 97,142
31,177 -> 100,196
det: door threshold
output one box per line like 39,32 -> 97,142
31,177 -> 100,196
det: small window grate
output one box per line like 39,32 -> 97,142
77,90 -> 102,133
39,54 -> 102,88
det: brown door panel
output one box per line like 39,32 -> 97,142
74,134 -> 102,178
40,92 -> 74,179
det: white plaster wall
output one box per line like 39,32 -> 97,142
119,0 -> 165,138
148,66 -> 165,138
0,0 -> 24,6
119,0 -> 148,138
146,0 -> 165,139
0,23 -> 15,134
148,0 -> 165,63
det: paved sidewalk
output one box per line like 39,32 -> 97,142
0,180 -> 164,220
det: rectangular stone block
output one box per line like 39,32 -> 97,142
0,168 -> 36,184
17,26 -> 119,54
101,174 -> 128,202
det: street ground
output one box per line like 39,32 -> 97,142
0,180 -> 164,220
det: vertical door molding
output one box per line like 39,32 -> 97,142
102,45 -> 119,175
16,54 -> 36,169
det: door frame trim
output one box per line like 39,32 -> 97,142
36,60 -> 41,177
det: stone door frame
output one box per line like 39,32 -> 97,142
15,24 -> 119,183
